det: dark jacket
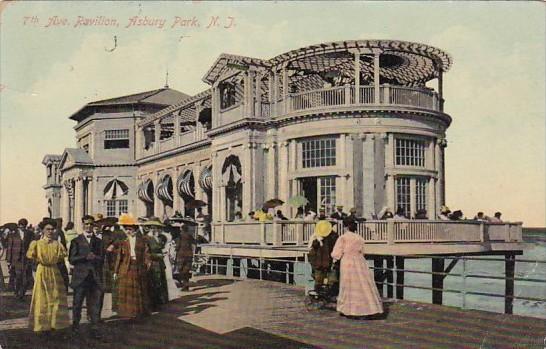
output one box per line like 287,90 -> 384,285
69,234 -> 104,289
6,229 -> 34,270
308,232 -> 339,270
176,230 -> 196,260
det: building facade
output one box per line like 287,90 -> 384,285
45,39 -> 452,227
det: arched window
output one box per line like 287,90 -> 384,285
222,155 -> 242,221
103,178 -> 129,217
138,179 -> 154,217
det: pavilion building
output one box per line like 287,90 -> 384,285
44,39 -> 452,227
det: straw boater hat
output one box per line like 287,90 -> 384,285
118,213 -> 138,226
314,220 -> 332,238
141,216 -> 164,227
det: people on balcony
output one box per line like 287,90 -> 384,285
415,209 -> 428,220
393,207 -> 408,220
449,210 -> 464,221
474,212 -> 488,222
330,205 -> 347,221
378,207 -> 394,220
275,210 -> 288,221
438,206 -> 451,220
489,212 -> 503,223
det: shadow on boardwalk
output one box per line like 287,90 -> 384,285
1,276 -> 545,349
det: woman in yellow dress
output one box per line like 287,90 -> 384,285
26,219 -> 70,334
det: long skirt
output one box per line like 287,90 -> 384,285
116,262 -> 150,318
148,261 -> 169,309
29,264 -> 70,331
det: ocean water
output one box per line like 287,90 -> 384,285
401,229 -> 546,319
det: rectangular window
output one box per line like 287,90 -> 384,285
301,137 -> 336,168
105,200 -> 116,217
395,138 -> 425,167
118,200 -> 128,214
396,177 -> 411,218
104,129 -> 130,149
416,178 -> 427,213
105,199 -> 128,216
319,177 -> 336,214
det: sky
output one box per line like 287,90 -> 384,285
0,1 -> 544,227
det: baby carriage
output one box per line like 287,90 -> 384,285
305,264 -> 339,311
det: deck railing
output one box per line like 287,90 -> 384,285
285,84 -> 439,115
211,220 -> 523,246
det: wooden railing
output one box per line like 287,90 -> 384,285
140,128 -> 208,158
285,84 -> 439,115
211,220 -> 523,246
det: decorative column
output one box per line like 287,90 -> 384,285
242,144 -> 253,215
247,70 -> 256,117
386,175 -> 395,213
211,83 -> 220,128
409,177 -> 416,218
153,173 -> 162,217
257,73 -> 264,118
154,119 -> 161,153
362,134 -> 375,219
135,127 -> 143,159
75,177 -> 84,231
385,133 -> 395,211
266,143 -> 277,200
345,134 -> 354,211
282,66 -> 288,114
174,112 -> 181,146
173,168 -> 181,214
211,152 -> 222,222
428,176 -> 436,220
354,52 -> 361,103
272,70 -> 279,117
278,141 -> 289,213
374,52 -> 381,104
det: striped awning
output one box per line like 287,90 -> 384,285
156,175 -> 174,203
177,170 -> 195,198
138,179 -> 154,203
103,178 -> 128,200
199,165 -> 213,192
222,164 -> 241,185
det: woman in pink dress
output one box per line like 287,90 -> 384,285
331,220 -> 383,317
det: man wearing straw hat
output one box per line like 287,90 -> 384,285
113,214 -> 151,319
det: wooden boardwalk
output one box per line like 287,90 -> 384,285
1,275 -> 545,349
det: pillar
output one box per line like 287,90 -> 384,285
374,257 -> 384,297
345,135 -> 354,209
272,70 -> 278,117
362,134 -> 375,218
266,143 -> 277,200
255,73 -> 262,118
242,145 -> 253,215
354,52 -> 361,103
173,168 -> 182,214
75,177 -> 84,231
153,173 -> 161,217
428,177 -> 436,220
438,68 -> 444,112
409,177 -> 416,218
373,52 -> 381,104
154,120 -> 161,153
278,142 -> 289,213
135,127 -> 143,159
211,153 -> 222,222
386,256 -> 394,299
211,84 -> 220,128
505,253 -> 515,314
174,112 -> 181,145
432,257 -> 444,305
282,66 -> 288,114
385,133 -> 395,210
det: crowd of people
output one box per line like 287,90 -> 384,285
0,214 -> 197,337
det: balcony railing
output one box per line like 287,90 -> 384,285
211,220 -> 523,247
139,127 -> 208,158
286,84 -> 439,115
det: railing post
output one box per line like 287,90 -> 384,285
504,224 -> 511,242
505,253 -> 515,314
384,84 -> 390,105
479,222 -> 488,243
387,220 -> 395,245
273,221 -> 282,246
461,257 -> 467,309
344,84 -> 350,105
221,223 -> 226,244
260,223 -> 267,245
296,222 -> 304,245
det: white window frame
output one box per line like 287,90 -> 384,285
301,137 -> 337,168
395,138 -> 426,167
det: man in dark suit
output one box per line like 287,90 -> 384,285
69,215 -> 103,335
330,205 -> 347,221
6,218 -> 34,300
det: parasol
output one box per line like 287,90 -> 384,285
263,198 -> 284,209
287,195 -> 309,208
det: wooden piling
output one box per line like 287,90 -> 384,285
432,257 -> 444,305
374,256 -> 384,297
386,256 -> 394,298
505,253 -> 515,314
396,256 -> 405,299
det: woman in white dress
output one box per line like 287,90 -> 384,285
161,232 -> 181,300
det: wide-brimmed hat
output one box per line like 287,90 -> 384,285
118,214 -> 138,226
350,207 -> 357,213
315,220 -> 332,237
141,217 -> 164,227
441,206 -> 451,214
